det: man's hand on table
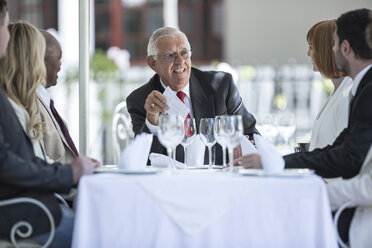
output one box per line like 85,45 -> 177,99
233,154 -> 263,169
70,156 -> 101,185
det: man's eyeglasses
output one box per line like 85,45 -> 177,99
152,50 -> 192,62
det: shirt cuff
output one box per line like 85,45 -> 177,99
146,118 -> 159,135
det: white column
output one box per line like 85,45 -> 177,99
58,0 -> 79,67
163,0 -> 178,28
79,0 -> 90,156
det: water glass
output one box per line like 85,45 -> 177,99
214,115 -> 243,172
199,118 -> 216,169
157,114 -> 185,172
214,116 -> 227,167
181,118 -> 196,166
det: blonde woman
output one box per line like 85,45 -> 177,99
306,20 -> 353,151
0,21 -> 52,163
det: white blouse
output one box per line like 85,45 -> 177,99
7,97 -> 54,163
309,77 -> 353,151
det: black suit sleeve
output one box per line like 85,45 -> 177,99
284,83 -> 372,179
126,88 -> 168,156
0,125 -> 73,193
224,73 -> 259,136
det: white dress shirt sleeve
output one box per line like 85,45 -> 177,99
146,118 -> 159,134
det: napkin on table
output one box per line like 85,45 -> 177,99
149,153 -> 186,169
186,134 -> 205,166
241,135 -> 258,155
118,133 -> 153,170
254,133 -> 285,174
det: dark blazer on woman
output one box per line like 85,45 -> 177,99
0,89 -> 73,238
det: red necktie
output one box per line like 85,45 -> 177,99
176,91 -> 192,137
50,99 -> 79,156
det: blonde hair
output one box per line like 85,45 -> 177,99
0,21 -> 46,140
306,20 -> 347,79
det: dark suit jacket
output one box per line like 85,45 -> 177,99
126,67 -> 258,164
0,89 -> 74,238
285,66 -> 372,179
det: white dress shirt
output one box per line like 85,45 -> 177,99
351,64 -> 372,97
36,84 -> 51,109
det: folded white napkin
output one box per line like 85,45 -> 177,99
149,153 -> 186,169
118,133 -> 153,170
241,135 -> 258,155
254,133 -> 285,174
186,134 -> 205,166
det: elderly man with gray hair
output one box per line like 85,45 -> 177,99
126,26 -> 258,165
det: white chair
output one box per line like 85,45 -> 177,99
333,202 -> 352,248
0,197 -> 55,248
112,101 -> 134,164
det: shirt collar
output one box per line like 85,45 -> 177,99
36,84 -> 51,108
351,64 -> 372,96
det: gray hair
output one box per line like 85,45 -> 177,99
147,27 -> 191,57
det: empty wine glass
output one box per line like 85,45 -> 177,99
199,118 -> 216,169
214,115 -> 243,173
181,118 -> 196,167
214,116 -> 227,167
255,113 -> 279,144
157,114 -> 185,172
276,112 -> 296,152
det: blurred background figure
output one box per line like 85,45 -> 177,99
306,20 -> 353,151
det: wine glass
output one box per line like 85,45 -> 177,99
199,118 -> 216,169
157,114 -> 185,172
181,118 -> 196,167
214,116 -> 227,167
214,115 -> 243,173
255,113 -> 279,144
276,112 -> 296,153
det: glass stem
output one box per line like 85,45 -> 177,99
228,148 -> 234,173
222,146 -> 226,167
167,147 -> 174,172
184,145 -> 188,167
173,146 -> 176,160
208,146 -> 212,169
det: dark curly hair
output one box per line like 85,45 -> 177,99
336,8 -> 372,59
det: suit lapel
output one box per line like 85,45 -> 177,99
152,74 -> 166,93
189,71 -> 215,131
38,95 -> 74,153
348,67 -> 372,126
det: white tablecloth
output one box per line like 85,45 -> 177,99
72,170 -> 338,248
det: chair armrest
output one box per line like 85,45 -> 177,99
0,197 -> 55,248
333,202 -> 352,248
